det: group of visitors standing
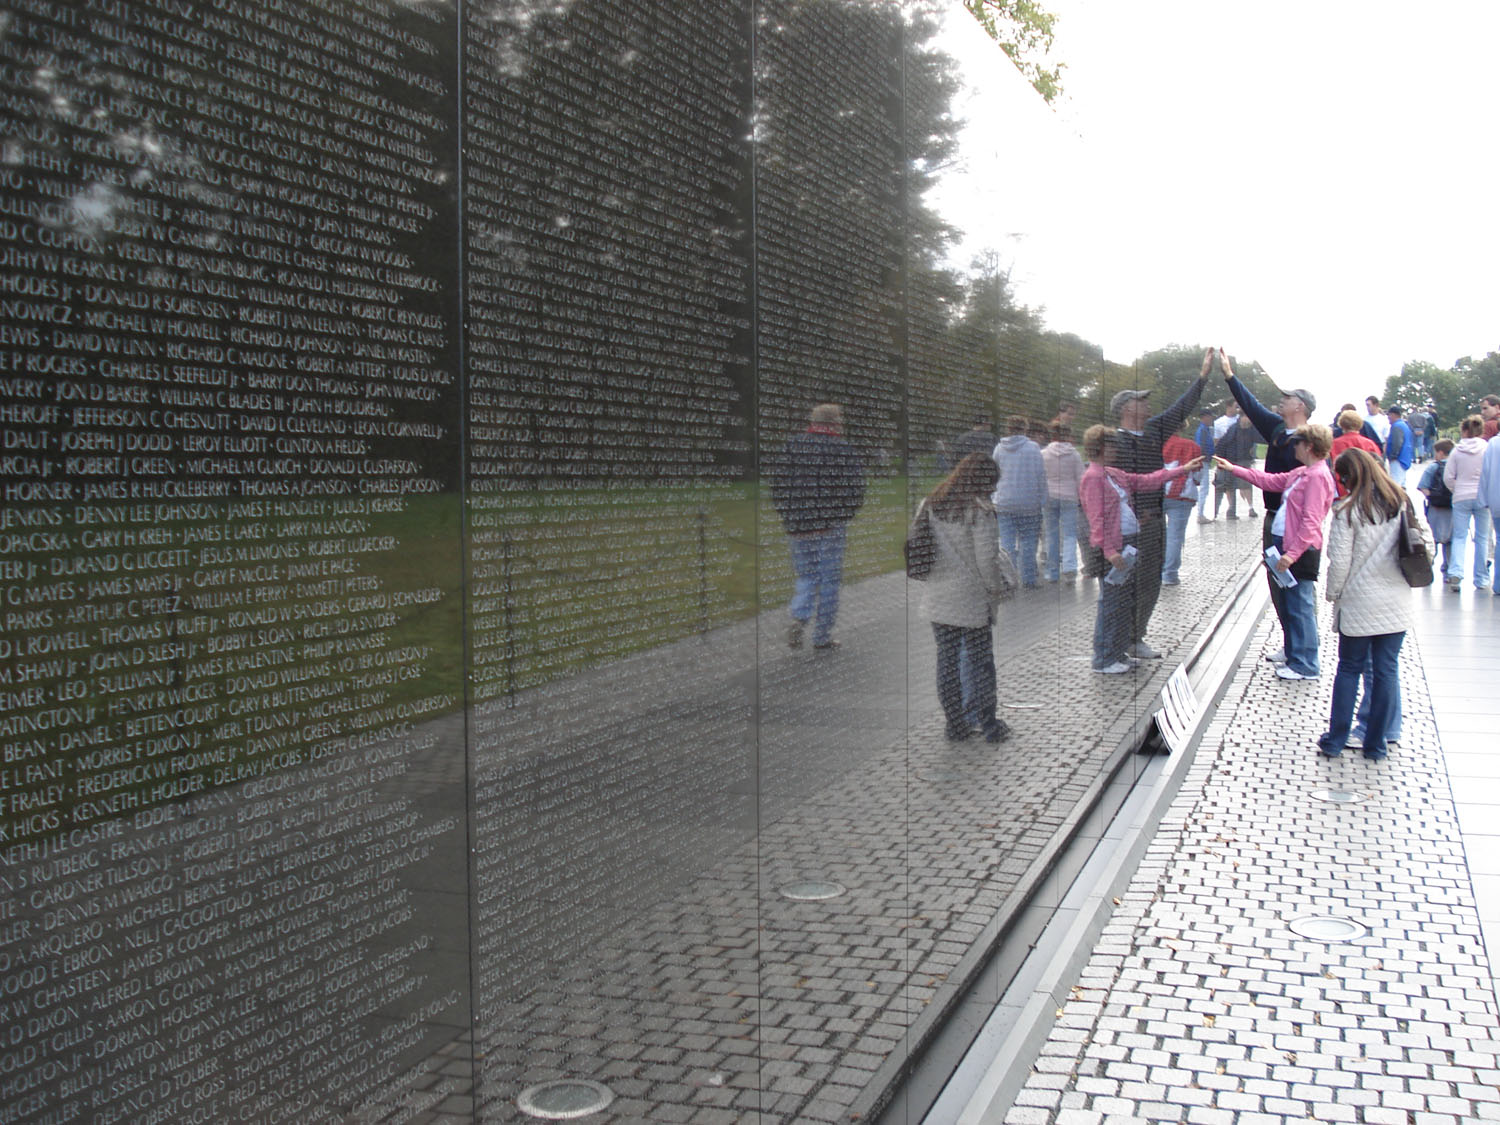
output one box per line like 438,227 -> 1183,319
774,371 -> 1500,756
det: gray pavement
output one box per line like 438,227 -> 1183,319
990,550 -> 1500,1124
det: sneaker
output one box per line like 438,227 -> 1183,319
1248,509 -> 1259,517
982,719 -> 1012,744
1362,747 -> 1388,761
1095,661 -> 1133,674
945,721 -> 973,741
1062,572 -> 1077,583
1161,577 -> 1180,586
1276,665 -> 1315,680
1264,648 -> 1287,664
1128,641 -> 1161,659
812,638 -> 841,652
788,621 -> 804,649
1226,512 -> 1239,520
1196,514 -> 1212,524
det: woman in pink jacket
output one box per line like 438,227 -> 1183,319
1214,423 -> 1337,680
1079,425 -> 1202,674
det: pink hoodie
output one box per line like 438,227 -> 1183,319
1223,461 -> 1336,563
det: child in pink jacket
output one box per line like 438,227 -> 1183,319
1215,423 -> 1337,679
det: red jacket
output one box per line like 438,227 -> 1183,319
1161,435 -> 1201,501
1330,432 -> 1382,496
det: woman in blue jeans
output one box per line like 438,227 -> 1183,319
919,454 -> 1013,743
1318,449 -> 1428,760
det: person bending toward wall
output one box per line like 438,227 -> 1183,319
1079,425 -> 1202,674
1214,423 -> 1337,680
1106,347 -> 1211,659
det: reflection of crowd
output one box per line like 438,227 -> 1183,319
792,361 -> 1500,759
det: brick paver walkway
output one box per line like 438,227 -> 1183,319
1002,597 -> 1500,1124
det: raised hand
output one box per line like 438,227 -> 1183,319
1217,347 -> 1235,380
1200,347 -> 1214,377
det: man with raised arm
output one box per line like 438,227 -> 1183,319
1217,349 -> 1319,665
1106,347 -> 1212,659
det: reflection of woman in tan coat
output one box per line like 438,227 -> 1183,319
920,454 -> 1011,743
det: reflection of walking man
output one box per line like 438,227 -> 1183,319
772,403 -> 867,651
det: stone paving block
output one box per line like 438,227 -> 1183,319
996,608 -> 1500,1122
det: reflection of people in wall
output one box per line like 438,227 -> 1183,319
1106,346 -> 1211,659
1041,423 -> 1083,582
992,416 -> 1046,589
1079,425 -> 1202,674
920,453 -> 1011,743
949,417 -> 995,465
1160,420 -> 1202,586
771,403 -> 867,651
1212,411 -> 1258,518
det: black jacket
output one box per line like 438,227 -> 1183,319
770,431 -> 867,534
1112,377 -> 1207,517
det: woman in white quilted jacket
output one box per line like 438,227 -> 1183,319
1318,448 -> 1430,761
921,453 -> 1013,744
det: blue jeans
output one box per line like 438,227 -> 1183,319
997,510 -> 1041,586
1321,631 -> 1404,754
1353,648 -> 1402,744
1195,467 -> 1212,517
1092,539 -> 1135,668
1449,498 -> 1492,586
788,525 -> 847,646
1043,499 -> 1078,580
1161,499 -> 1192,582
935,623 -> 996,731
1279,571 -> 1320,676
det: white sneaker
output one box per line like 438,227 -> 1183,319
1264,648 -> 1286,664
1129,641 -> 1162,659
1276,665 -> 1315,680
1095,661 -> 1133,674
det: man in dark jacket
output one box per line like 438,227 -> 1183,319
1217,349 -> 1317,665
771,403 -> 867,650
1108,348 -> 1211,659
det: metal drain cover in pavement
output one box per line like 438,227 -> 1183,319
518,1080 -> 614,1119
1286,915 -> 1368,942
779,880 -> 846,902
916,768 -> 964,782
1312,788 -> 1369,804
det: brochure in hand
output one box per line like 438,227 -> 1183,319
1103,544 -> 1138,586
1264,545 -> 1298,587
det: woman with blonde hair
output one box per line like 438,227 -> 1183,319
919,453 -> 1012,742
1318,448 -> 1429,760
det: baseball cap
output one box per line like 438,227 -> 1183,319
1109,389 -> 1151,416
1280,387 -> 1316,414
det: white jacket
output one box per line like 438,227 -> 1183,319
1323,503 -> 1427,636
921,499 -> 1007,627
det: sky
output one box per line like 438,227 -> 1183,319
930,0 -> 1500,413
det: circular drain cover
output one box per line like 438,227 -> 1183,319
518,1080 -> 614,1120
1286,915 -> 1367,942
916,768 -> 964,782
1312,788 -> 1368,804
778,880 -> 846,902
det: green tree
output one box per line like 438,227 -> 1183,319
963,0 -> 1063,102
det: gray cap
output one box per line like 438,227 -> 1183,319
1109,388 -> 1151,416
1280,387 -> 1317,414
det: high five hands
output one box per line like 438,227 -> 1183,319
1217,347 -> 1234,380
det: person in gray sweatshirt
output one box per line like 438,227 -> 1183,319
992,415 -> 1047,588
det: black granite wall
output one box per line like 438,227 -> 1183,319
0,2 -> 1185,1122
